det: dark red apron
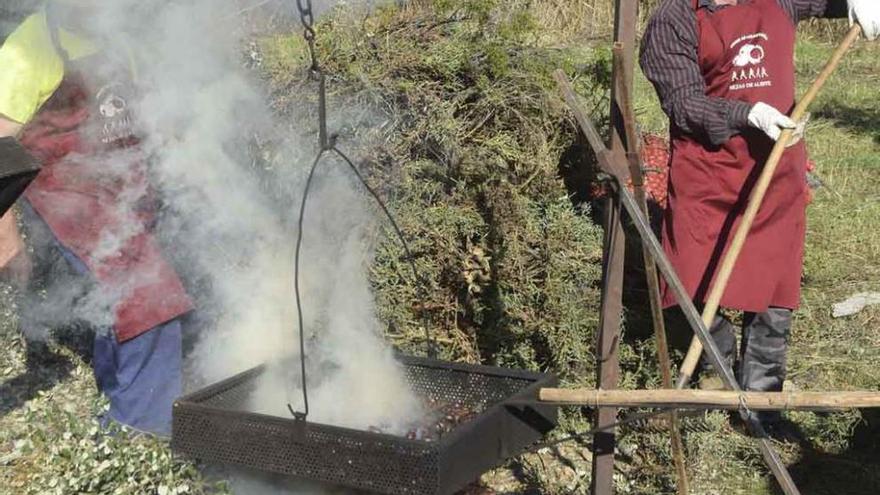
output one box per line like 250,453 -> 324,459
661,0 -> 809,312
19,51 -> 192,343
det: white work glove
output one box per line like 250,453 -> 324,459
849,0 -> 880,41
747,102 -> 796,142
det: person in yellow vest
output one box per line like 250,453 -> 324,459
0,1 -> 192,435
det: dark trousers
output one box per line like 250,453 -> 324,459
702,307 -> 792,395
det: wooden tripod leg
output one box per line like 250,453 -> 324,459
612,43 -> 689,495
589,3 -> 640,493
553,70 -> 804,495
591,195 -> 624,495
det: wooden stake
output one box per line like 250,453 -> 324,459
612,43 -> 689,495
590,4 -> 639,494
540,388 -> 880,411
676,24 -> 863,387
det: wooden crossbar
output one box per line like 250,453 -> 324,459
539,388 -> 880,411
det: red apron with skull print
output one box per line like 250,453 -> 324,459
661,0 -> 809,312
19,55 -> 193,343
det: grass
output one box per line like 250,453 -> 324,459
0,317 -> 224,494
0,1 -> 878,494
792,39 -> 880,391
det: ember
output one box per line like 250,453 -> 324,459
410,400 -> 480,441
368,399 -> 482,442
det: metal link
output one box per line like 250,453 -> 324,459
304,32 -> 320,76
294,0 -> 328,148
295,0 -> 321,77
296,0 -> 315,30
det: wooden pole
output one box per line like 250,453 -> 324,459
590,3 -> 639,494
539,388 -> 880,411
611,43 -> 689,495
591,184 -> 625,494
676,24 -> 863,388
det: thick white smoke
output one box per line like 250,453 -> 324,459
16,0 -> 422,491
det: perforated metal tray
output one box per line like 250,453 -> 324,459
172,355 -> 557,495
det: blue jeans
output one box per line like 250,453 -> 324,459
26,202 -> 182,436
91,317 -> 182,436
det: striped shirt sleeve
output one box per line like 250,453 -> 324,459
639,9 -> 752,146
777,0 -> 848,22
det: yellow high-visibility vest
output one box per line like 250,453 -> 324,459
0,10 -> 97,125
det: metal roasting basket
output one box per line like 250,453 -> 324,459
172,354 -> 558,495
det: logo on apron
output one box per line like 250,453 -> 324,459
729,33 -> 771,91
95,82 -> 135,145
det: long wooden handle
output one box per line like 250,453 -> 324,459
677,24 -> 863,387
539,387 -> 880,411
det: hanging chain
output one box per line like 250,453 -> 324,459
296,0 -> 331,150
296,0 -> 317,70
287,0 -> 320,423
287,0 -> 436,422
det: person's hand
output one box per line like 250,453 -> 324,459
748,102 -> 796,142
0,210 -> 30,286
849,0 -> 880,41
4,250 -> 32,287
0,115 -> 23,137
788,112 -> 810,147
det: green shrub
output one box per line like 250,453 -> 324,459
260,0 -> 610,383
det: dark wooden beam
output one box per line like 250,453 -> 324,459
590,194 -> 624,495
590,3 -> 638,494
555,69 -> 803,495
590,2 -> 639,493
